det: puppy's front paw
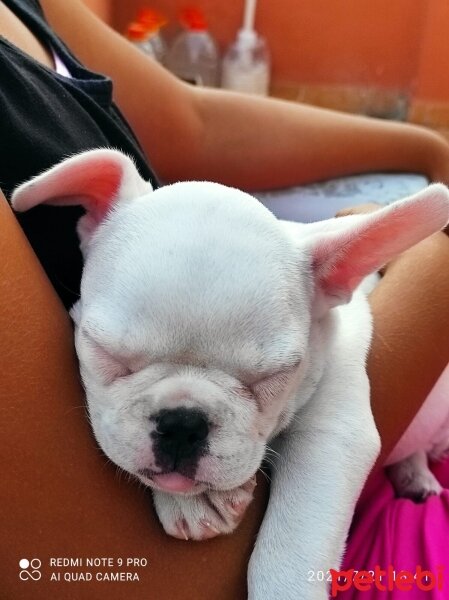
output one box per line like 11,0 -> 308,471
153,477 -> 256,541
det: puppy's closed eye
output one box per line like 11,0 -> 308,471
252,369 -> 295,408
82,332 -> 144,385
85,337 -> 132,384
236,361 -> 301,408
233,385 -> 255,402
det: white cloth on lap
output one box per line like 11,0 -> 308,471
256,173 -> 428,222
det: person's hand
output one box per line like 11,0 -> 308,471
335,202 -> 382,218
427,133 -> 449,185
336,199 -> 448,235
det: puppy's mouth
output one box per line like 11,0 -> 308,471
137,468 -> 205,493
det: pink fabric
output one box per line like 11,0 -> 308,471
336,459 -> 449,598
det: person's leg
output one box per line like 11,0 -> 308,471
367,228 -> 449,466
0,195 -> 268,600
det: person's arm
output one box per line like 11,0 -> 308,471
41,0 -> 449,190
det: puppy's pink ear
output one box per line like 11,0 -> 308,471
309,183 -> 449,316
11,149 -> 152,251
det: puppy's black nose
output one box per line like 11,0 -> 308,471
156,408 -> 209,444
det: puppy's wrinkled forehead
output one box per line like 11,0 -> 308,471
80,182 -> 310,374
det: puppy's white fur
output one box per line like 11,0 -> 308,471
12,149 -> 449,599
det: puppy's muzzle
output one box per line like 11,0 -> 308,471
151,408 -> 209,473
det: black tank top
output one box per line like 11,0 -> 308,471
0,0 -> 160,308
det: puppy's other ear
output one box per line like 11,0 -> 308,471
309,183 -> 449,316
11,148 -> 152,252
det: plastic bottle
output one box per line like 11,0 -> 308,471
125,12 -> 167,64
165,8 -> 219,87
221,0 -> 270,95
136,8 -> 168,64
221,30 -> 270,95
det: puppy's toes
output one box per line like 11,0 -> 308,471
387,451 -> 443,503
208,475 -> 256,524
152,477 -> 256,541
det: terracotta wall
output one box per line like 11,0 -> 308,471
83,0 -> 449,124
415,0 -> 449,102
407,0 -> 449,126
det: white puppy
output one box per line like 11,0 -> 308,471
12,149 -> 449,599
